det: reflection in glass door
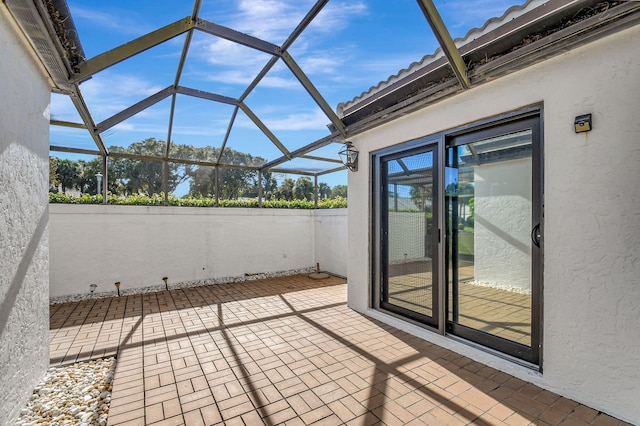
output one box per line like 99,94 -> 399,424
380,146 -> 438,327
446,117 -> 541,364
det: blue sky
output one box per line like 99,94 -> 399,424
50,0 -> 522,192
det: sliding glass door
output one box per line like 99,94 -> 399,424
379,144 -> 439,327
374,111 -> 542,365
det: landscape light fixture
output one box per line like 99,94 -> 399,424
90,283 -> 97,295
162,277 -> 168,291
114,281 -> 120,296
96,173 -> 103,193
339,141 -> 358,172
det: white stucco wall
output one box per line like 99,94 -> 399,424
0,8 -> 50,424
314,208 -> 348,277
49,205 -> 347,297
388,212 -> 425,262
474,158 -> 532,291
347,26 -> 640,422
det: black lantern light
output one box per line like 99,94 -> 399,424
339,141 -> 358,172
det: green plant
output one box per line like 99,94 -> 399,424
49,193 -> 347,209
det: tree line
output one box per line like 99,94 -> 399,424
49,138 -> 347,201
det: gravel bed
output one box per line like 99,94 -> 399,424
466,280 -> 532,295
15,357 -> 116,426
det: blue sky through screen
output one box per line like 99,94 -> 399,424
51,0 -> 522,192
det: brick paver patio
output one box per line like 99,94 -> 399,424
49,275 -> 627,425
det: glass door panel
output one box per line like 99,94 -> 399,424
446,118 -> 541,364
381,146 -> 438,326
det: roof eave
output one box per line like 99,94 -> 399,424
340,0 -> 640,134
4,0 -> 84,92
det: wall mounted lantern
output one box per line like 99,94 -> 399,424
339,141 -> 358,172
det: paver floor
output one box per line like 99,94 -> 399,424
49,275 -> 628,425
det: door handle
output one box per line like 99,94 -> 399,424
531,223 -> 541,247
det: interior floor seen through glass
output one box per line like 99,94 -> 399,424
447,130 -> 533,347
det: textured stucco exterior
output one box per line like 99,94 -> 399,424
314,208 -> 348,277
0,8 -> 51,423
474,158 -> 532,291
347,26 -> 640,423
49,205 -> 347,297
387,212 -> 427,263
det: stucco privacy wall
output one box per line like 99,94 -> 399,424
347,26 -> 640,423
313,208 -> 348,277
0,7 -> 51,424
49,205 -> 347,297
388,213 -> 426,263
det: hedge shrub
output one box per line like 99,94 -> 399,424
49,192 -> 347,209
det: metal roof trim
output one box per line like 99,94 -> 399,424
341,1 -> 638,138
4,0 -> 85,91
336,0 -> 575,118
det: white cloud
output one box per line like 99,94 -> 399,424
110,122 -> 168,135
203,69 -> 255,86
234,0 -> 311,42
68,6 -> 146,36
172,124 -> 228,138
50,93 -> 82,122
78,72 -> 166,119
191,37 -> 300,88
434,0 -> 523,34
260,74 -> 299,89
197,68 -> 296,89
298,55 -> 340,75
262,109 -> 329,131
200,38 -> 270,67
188,0 -> 370,90
307,1 -> 367,34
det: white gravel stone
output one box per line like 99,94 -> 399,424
15,357 -> 116,426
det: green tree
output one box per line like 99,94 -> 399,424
410,185 -> 433,212
458,182 -> 474,220
275,178 -> 295,200
188,166 -> 216,197
110,138 -> 188,195
244,170 -> 279,200
56,158 -> 80,194
186,148 -> 264,199
317,182 -> 332,199
74,159 -> 105,195
219,167 -> 256,199
293,176 -> 313,200
260,171 -> 279,200
332,184 -> 347,198
49,157 -> 60,192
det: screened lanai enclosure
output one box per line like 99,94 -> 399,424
7,0 -> 636,202
10,0 -> 509,203
10,0 -> 627,203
